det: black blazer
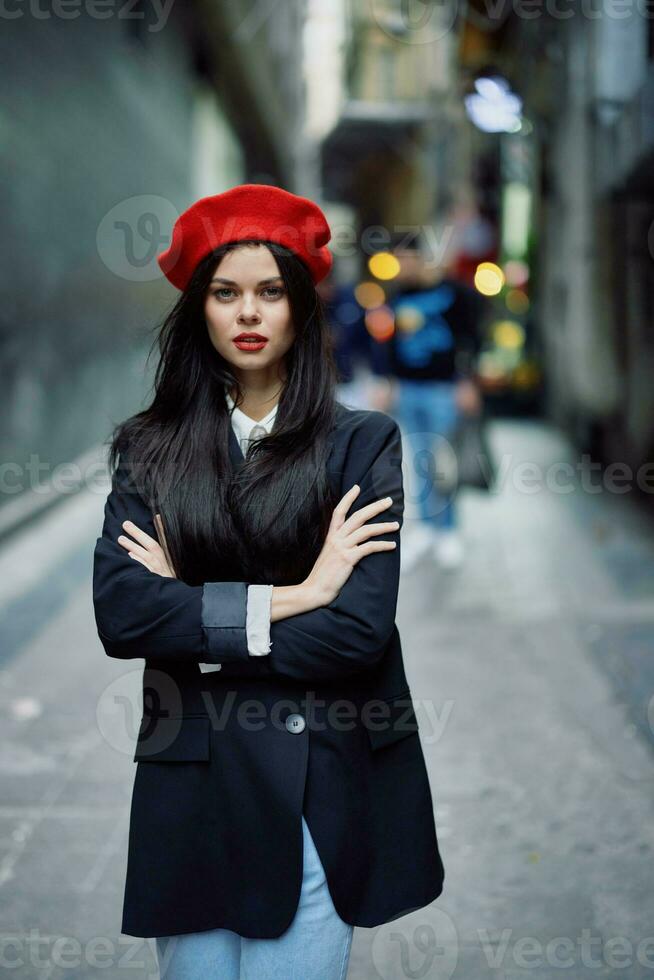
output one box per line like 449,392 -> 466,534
92,402 -> 445,939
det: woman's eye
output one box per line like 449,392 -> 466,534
212,287 -> 283,300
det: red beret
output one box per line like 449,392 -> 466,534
157,183 -> 333,291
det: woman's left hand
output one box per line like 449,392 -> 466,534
117,514 -> 177,578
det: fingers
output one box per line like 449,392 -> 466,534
330,486 -> 397,546
154,513 -> 171,554
334,485 -> 395,523
118,521 -> 165,564
120,520 -> 159,550
332,484 -> 360,520
341,494 -> 395,534
354,539 -> 397,559
118,518 -> 175,578
154,513 -> 166,546
154,513 -> 175,572
117,536 -> 155,563
349,519 -> 400,546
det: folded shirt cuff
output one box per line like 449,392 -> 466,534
200,581 -> 249,665
199,583 -> 272,671
246,584 -> 273,656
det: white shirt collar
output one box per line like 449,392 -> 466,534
225,388 -> 278,454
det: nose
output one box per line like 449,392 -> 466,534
237,294 -> 262,324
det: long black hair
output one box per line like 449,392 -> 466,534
107,240 -> 341,587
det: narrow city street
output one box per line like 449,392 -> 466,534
4,0 -> 653,975
1,417 -> 653,980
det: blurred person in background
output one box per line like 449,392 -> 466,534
318,271 -> 371,410
369,232 -> 486,570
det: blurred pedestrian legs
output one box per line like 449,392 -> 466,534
396,378 -> 465,570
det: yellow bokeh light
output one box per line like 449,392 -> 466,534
368,252 -> 401,281
354,281 -> 386,309
365,305 -> 395,341
505,289 -> 530,315
395,304 -> 425,333
474,261 -> 505,296
492,319 -> 525,349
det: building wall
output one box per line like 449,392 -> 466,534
1,8 -> 209,504
533,14 -> 653,467
1,0 -> 310,519
198,0 -> 308,187
539,22 -> 621,431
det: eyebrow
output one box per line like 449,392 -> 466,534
210,276 -> 283,286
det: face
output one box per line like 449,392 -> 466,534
204,244 -> 295,377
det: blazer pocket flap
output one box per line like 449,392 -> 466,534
365,692 -> 420,751
133,715 -> 211,762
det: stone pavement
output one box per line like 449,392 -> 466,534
1,418 -> 653,979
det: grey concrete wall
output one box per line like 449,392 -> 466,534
0,6 -> 201,507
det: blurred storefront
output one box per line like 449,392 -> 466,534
321,0 -> 463,244
319,0 -> 542,414
460,6 -> 654,470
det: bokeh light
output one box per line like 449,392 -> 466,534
354,281 -> 386,309
504,259 -> 530,288
492,319 -> 525,349
474,261 -> 505,296
368,252 -> 400,281
505,289 -> 530,314
395,304 -> 425,333
364,305 -> 395,341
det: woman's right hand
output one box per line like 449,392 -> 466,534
302,485 -> 399,607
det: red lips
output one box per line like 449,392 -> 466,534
232,332 -> 269,352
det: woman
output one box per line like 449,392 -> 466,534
92,184 -> 445,979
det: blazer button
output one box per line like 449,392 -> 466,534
285,713 -> 306,734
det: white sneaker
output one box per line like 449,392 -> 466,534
432,529 -> 464,570
400,524 -> 434,572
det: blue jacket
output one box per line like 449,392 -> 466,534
371,277 -> 485,382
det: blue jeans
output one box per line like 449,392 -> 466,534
155,816 -> 354,980
395,379 -> 461,531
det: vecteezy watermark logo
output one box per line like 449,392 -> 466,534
477,927 -> 654,971
368,0 -> 459,45
96,194 -> 179,282
371,905 -> 459,979
0,0 -> 175,31
96,668 -> 183,757
0,932 -> 160,978
0,454 -> 110,497
95,683 -> 454,754
402,432 -> 460,520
